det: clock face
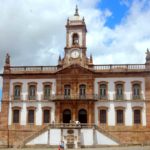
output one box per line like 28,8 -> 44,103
71,50 -> 80,58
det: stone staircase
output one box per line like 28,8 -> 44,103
94,125 -> 121,145
16,124 -> 121,148
16,124 -> 51,148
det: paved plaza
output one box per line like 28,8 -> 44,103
1,145 -> 150,150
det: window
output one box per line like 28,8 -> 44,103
100,109 -> 107,124
29,84 -> 36,100
116,109 -> 124,124
99,84 -> 107,99
14,85 -> 21,100
64,85 -> 71,98
79,84 -> 86,98
72,33 -> 79,45
133,84 -> 141,99
43,109 -> 50,123
28,110 -> 35,124
134,109 -> 141,124
116,84 -> 124,100
13,109 -> 20,123
44,85 -> 51,100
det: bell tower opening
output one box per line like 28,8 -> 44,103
72,33 -> 79,46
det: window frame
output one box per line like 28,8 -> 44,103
98,107 -> 108,125
43,82 -> 52,100
12,106 -> 21,124
132,107 -> 142,125
42,107 -> 51,124
27,107 -> 36,124
98,81 -> 108,100
13,82 -> 22,100
115,81 -> 125,100
28,82 -> 37,100
64,84 -> 71,98
115,107 -> 125,125
79,84 -> 86,98
131,81 -> 142,100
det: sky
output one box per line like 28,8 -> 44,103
0,0 -> 150,100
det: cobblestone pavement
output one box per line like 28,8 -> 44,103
1,145 -> 150,150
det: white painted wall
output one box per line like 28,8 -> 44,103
95,130 -> 118,145
94,78 -> 145,100
9,79 -> 56,125
49,129 -> 61,145
80,129 -> 93,146
95,101 -> 146,126
9,101 -> 55,125
9,79 -> 56,101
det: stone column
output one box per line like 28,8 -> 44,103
56,102 -> 61,123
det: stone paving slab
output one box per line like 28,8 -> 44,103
1,146 -> 150,150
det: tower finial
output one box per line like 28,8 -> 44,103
5,53 -> 10,65
74,5 -> 79,16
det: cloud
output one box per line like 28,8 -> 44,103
0,0 -> 150,94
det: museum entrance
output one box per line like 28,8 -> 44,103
78,109 -> 87,123
63,109 -> 71,123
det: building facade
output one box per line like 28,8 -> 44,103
0,7 -> 150,148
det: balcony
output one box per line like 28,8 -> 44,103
28,95 -> 37,100
132,94 -> 144,100
41,94 -> 52,100
114,94 -> 125,100
52,94 -> 95,101
94,95 -> 109,100
11,95 -> 23,101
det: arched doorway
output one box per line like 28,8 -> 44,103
63,109 -> 71,123
78,109 -> 87,123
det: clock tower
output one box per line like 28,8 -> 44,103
59,6 -> 93,67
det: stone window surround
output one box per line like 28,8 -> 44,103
115,106 -> 125,125
98,81 -> 108,99
12,82 -> 23,100
27,106 -> 36,125
72,32 -> 79,46
131,81 -> 142,99
12,106 -> 21,124
64,84 -> 71,96
42,82 -> 52,100
132,106 -> 143,125
27,82 -> 38,100
114,81 -> 125,100
79,84 -> 86,96
42,106 -> 51,124
98,106 -> 108,126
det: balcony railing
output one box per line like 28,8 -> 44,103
41,95 -> 52,100
52,94 -> 95,100
114,94 -> 125,100
11,95 -> 23,101
132,94 -> 144,100
10,66 -> 58,73
28,95 -> 37,100
10,94 -> 145,101
93,64 -> 147,72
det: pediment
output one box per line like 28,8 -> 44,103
56,64 -> 94,75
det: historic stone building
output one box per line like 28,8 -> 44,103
0,7 -> 150,148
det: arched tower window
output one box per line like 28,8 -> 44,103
72,33 -> 79,45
